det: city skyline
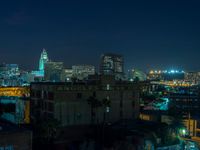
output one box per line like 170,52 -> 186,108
1,1 -> 200,149
0,49 -> 195,73
0,0 -> 200,71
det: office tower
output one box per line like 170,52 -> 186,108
61,68 -> 73,82
100,53 -> 124,80
0,63 -> 20,86
44,61 -> 64,82
31,48 -> 49,79
39,48 -> 49,71
72,65 -> 95,80
0,63 -> 19,78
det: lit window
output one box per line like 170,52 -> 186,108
106,84 -> 110,90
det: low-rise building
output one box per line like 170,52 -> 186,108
0,87 -> 30,124
0,120 -> 32,150
147,70 -> 185,81
185,72 -> 200,85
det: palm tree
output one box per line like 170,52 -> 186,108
34,118 -> 60,141
102,97 -> 111,123
87,96 -> 102,124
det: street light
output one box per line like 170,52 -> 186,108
180,128 -> 187,136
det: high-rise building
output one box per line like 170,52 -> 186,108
61,68 -> 73,82
0,63 -> 19,78
39,48 -> 49,71
44,61 -> 64,82
0,63 -> 21,86
72,65 -> 95,80
100,53 -> 124,80
31,49 -> 49,79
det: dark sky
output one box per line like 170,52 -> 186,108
0,0 -> 200,72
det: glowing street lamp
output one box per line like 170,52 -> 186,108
180,128 -> 187,136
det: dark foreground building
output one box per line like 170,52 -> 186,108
30,75 -> 140,149
30,75 -> 140,126
0,120 -> 32,150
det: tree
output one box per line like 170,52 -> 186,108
102,98 -> 111,123
87,96 -> 102,124
34,118 -> 60,141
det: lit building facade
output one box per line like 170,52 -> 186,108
185,72 -> 200,85
0,63 -> 21,86
0,87 -> 30,124
128,69 -> 147,81
72,65 -> 95,80
20,71 -> 35,85
39,48 -> 49,71
61,68 -> 73,82
44,61 -> 64,82
147,70 -> 185,81
31,48 -> 49,79
100,53 -> 124,80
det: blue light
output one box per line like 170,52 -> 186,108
170,70 -> 175,73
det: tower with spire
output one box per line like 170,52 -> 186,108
39,48 -> 49,71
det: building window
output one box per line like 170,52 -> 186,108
48,102 -> 54,112
132,92 -> 136,97
36,90 -> 41,98
77,93 -> 82,99
48,92 -> 54,100
132,101 -> 135,107
30,91 -> 35,97
44,91 -> 48,99
106,84 -> 110,90
93,92 -> 96,97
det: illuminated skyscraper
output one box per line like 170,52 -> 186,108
39,48 -> 49,71
100,53 -> 124,80
44,61 -> 64,82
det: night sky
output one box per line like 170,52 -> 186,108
0,0 -> 200,72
